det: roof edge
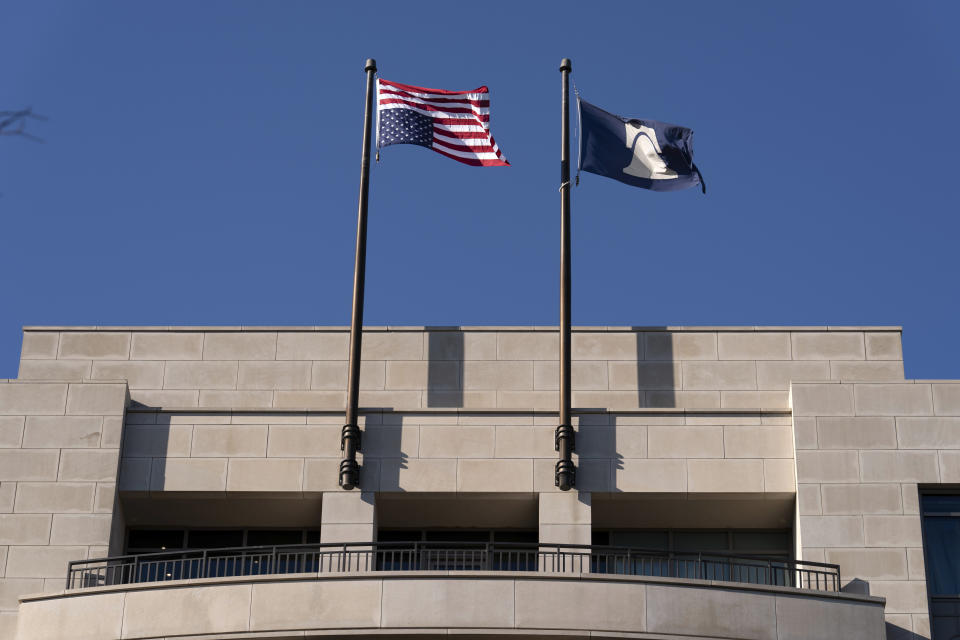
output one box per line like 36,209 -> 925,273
21,325 -> 904,333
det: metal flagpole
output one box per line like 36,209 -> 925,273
555,58 -> 576,491
340,58 -> 377,490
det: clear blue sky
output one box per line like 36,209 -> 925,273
1,1 -> 958,379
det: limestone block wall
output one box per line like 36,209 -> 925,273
794,381 -> 960,640
16,326 -> 904,412
0,380 -> 127,639
1,326 -> 912,640
117,407 -> 797,499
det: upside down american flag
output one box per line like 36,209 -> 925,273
376,78 -> 509,167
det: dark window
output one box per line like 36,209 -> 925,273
126,528 -> 321,555
674,531 -> 729,552
378,530 -> 422,542
127,529 -> 184,552
610,531 -> 669,550
246,530 -> 304,547
922,494 -> 960,596
424,530 -> 490,543
733,532 -> 791,553
923,495 -> 960,514
493,530 -> 538,544
186,530 -> 244,549
594,529 -> 791,559
378,529 -> 538,544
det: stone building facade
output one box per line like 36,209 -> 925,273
0,325 -> 957,639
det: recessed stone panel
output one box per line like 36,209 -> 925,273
821,484 -> 902,515
615,459 -> 686,492
236,361 -> 312,390
792,332 -> 865,361
150,457 -> 227,492
65,384 -> 126,416
516,579 -> 646,632
16,591 -> 124,640
817,417 -> 897,449
718,332 -> 791,360
0,383 -> 67,416
645,332 -> 716,360
226,458 -> 303,492
250,579 -> 381,631
163,361 -> 238,390
648,425 -> 723,458
122,584 -> 252,637
854,384 -> 933,416
897,417 -> 960,449
724,425 -> 794,458
22,416 -> 102,448
130,332 -> 204,360
14,483 -> 95,513
682,361 -> 757,390
688,459 -> 765,492
646,583 -> 776,640
191,425 -> 268,457
19,332 -> 59,359
275,332 -> 348,360
933,384 -> 960,415
58,332 -> 130,360
865,332 -> 903,360
573,333 -> 638,360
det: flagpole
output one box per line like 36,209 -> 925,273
340,57 -> 377,490
555,58 -> 576,491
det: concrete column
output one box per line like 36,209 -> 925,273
539,492 -> 591,572
320,492 -> 376,571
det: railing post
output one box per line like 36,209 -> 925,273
201,550 -> 208,579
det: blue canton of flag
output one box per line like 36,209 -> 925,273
578,97 -> 704,193
378,109 -> 433,148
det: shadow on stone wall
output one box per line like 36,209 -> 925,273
426,328 -> 463,408
375,413 -> 407,492
635,328 -> 676,409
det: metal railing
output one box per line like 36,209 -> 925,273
66,541 -> 840,592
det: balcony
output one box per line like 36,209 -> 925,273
14,542 -> 885,640
65,541 -> 842,592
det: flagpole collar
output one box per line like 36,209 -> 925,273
365,58 -> 377,72
559,58 -> 572,72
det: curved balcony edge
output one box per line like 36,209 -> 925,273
17,572 -> 886,640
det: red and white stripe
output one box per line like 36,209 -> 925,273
377,78 -> 509,167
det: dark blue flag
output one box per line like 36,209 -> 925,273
578,98 -> 705,193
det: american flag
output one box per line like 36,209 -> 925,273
377,78 -> 509,167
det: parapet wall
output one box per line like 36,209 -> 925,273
16,326 -> 904,411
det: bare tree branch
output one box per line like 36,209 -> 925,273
0,107 -> 47,142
